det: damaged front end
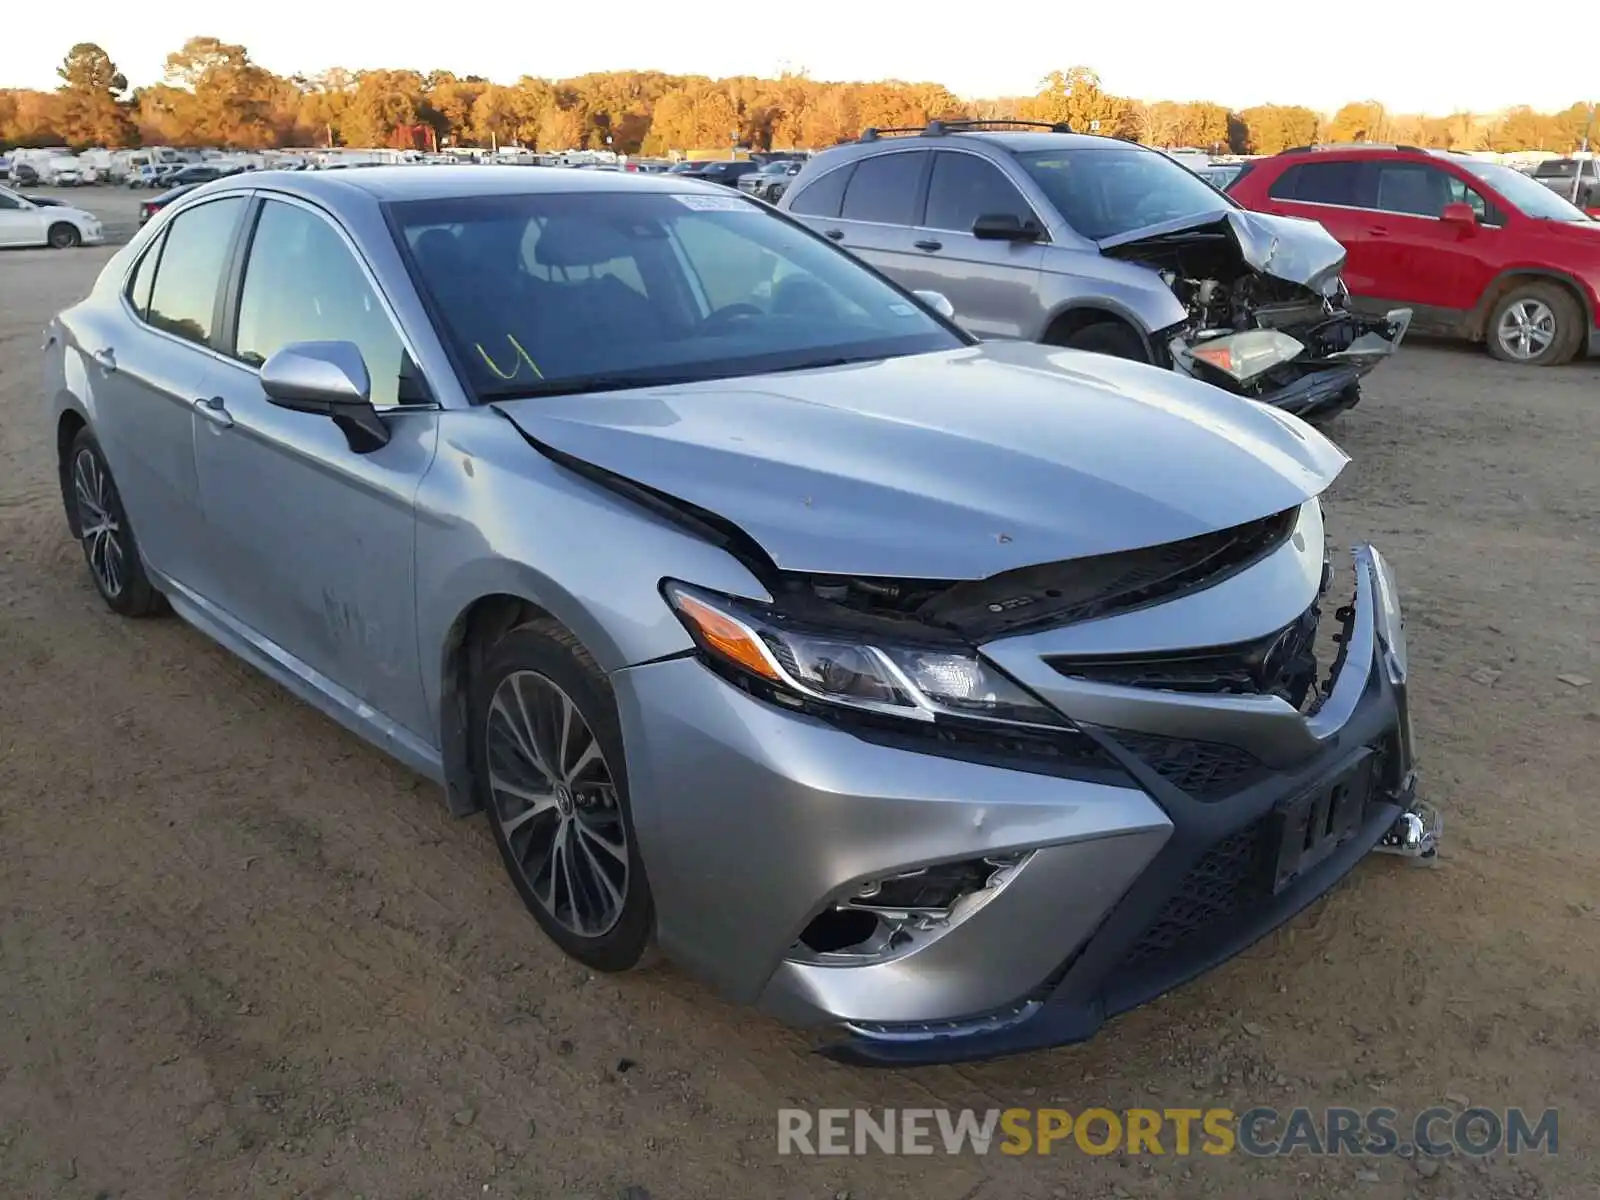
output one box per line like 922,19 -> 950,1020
1101,210 -> 1411,421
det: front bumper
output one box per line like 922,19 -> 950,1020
1176,307 -> 1412,421
614,540 -> 1418,1065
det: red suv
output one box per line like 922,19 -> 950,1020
1228,145 -> 1600,366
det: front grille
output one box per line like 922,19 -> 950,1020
1121,819 -> 1272,967
1049,600 -> 1323,714
1106,731 -> 1264,798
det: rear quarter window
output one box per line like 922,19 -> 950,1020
1267,160 -> 1370,207
787,162 -> 856,219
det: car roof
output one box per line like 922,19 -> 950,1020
202,164 -> 734,205
807,131 -> 1149,166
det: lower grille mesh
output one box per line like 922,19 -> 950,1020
1121,820 -> 1271,967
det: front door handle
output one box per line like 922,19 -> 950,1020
1369,226 -> 1391,237
913,239 -> 943,252
193,395 -> 233,429
91,347 -> 117,372
823,228 -> 844,240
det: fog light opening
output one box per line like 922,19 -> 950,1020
798,908 -> 881,954
792,853 -> 1029,963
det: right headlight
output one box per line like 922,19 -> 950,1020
1172,328 -> 1305,384
662,581 -> 1070,730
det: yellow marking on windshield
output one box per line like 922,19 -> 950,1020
474,335 -> 544,380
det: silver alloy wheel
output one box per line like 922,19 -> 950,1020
72,447 -> 125,598
1495,298 -> 1557,361
486,670 -> 629,937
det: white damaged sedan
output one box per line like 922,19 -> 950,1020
0,184 -> 106,249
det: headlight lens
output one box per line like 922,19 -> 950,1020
664,582 -> 1068,729
1174,329 -> 1305,383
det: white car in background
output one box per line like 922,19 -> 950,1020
0,185 -> 105,248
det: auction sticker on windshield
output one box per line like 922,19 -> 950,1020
674,193 -> 757,211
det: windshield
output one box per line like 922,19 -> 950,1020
1456,160 -> 1590,221
1015,147 -> 1234,241
389,189 -> 964,399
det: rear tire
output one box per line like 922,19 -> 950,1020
66,427 -> 166,617
1057,321 -> 1150,362
1485,282 -> 1582,366
47,223 -> 81,250
472,620 -> 657,973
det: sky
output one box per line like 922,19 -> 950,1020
4,2 -> 1595,115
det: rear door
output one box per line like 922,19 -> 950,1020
86,195 -> 250,587
823,148 -> 932,287
1260,159 -> 1386,294
902,149 -> 1047,339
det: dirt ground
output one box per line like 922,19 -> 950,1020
1,188 -> 1597,1200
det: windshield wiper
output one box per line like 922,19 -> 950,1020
761,354 -> 888,374
483,372 -> 708,400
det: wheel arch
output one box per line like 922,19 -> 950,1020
437,591 -> 564,817
1470,269 -> 1595,344
56,407 -> 90,537
1041,302 -> 1157,361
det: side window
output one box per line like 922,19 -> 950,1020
787,164 -> 855,218
1269,161 -> 1368,207
0,191 -> 23,211
146,196 -> 246,346
924,152 -> 1036,232
125,231 -> 164,318
840,150 -> 928,226
1374,164 -> 1450,218
235,199 -> 410,408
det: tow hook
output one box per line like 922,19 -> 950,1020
1375,801 -> 1442,864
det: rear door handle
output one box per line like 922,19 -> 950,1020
1369,226 -> 1390,237
91,347 -> 116,372
193,395 -> 233,429
823,228 -> 844,240
913,239 -> 943,252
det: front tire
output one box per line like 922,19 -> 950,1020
67,428 -> 165,617
1057,321 -> 1150,362
1486,282 -> 1582,366
47,223 -> 81,250
472,620 -> 656,972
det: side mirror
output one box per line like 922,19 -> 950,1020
971,212 -> 1042,241
260,340 -> 390,453
1441,202 -> 1478,233
912,289 -> 956,319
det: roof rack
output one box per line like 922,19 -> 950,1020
1282,142 -> 1427,154
858,118 -> 1073,142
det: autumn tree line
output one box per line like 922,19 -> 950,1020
4,41 -> 1596,158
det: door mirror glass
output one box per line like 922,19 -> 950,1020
261,340 -> 390,452
913,289 -> 956,319
971,212 -> 1041,241
1440,201 -> 1477,230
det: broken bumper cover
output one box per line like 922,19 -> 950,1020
1174,307 -> 1412,420
818,544 -> 1420,1066
614,533 -> 1424,1066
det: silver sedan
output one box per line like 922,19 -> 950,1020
42,167 -> 1430,1064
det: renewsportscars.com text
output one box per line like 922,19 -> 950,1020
777,1106 -> 1559,1158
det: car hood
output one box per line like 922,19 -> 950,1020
492,341 -> 1348,580
1099,208 -> 1349,295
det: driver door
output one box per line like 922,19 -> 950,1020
192,195 -> 440,739
903,150 -> 1047,339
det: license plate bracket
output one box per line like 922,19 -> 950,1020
1268,753 -> 1376,893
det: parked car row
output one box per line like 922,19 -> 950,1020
44,160 -> 1432,1067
